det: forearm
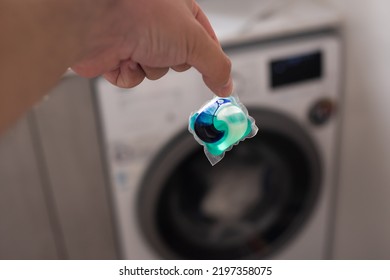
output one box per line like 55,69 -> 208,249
0,0 -> 109,133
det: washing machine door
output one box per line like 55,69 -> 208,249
138,108 -> 322,260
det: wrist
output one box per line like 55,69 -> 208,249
66,0 -> 117,62
76,0 -> 128,61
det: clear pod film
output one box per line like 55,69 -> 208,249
189,94 -> 258,165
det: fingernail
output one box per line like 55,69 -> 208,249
220,77 -> 233,97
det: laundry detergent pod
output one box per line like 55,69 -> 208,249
189,95 -> 258,165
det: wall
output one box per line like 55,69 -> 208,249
316,0 -> 390,259
0,76 -> 119,259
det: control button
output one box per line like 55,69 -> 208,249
308,98 -> 336,126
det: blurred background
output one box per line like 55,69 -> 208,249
1,0 -> 390,260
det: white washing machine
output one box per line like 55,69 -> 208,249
95,0 -> 342,259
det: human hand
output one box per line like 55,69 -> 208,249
71,0 -> 233,97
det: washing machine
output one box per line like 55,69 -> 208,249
95,0 -> 342,259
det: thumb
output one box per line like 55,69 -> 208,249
187,23 -> 233,97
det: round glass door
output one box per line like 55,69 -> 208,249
138,109 -> 322,259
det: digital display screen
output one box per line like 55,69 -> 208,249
270,51 -> 323,88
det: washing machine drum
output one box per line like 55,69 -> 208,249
138,108 -> 322,260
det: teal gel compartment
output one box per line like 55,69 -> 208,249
189,96 -> 258,165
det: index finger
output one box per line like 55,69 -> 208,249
191,2 -> 220,46
187,19 -> 232,96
